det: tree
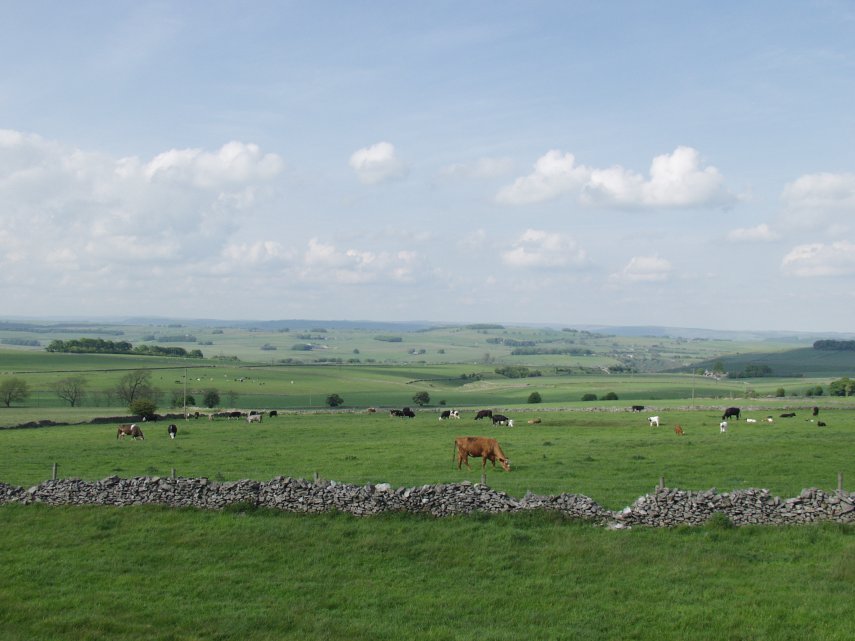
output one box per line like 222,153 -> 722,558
581,393 -> 597,401
0,378 -> 30,407
203,389 -> 221,408
326,393 -> 344,407
116,370 -> 155,405
412,391 -> 430,406
775,387 -> 786,397
829,377 -> 855,397
602,391 -> 619,401
53,376 -> 87,407
129,398 -> 158,419
527,391 -> 542,403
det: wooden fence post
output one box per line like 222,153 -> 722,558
838,471 -> 844,497
52,462 -> 58,480
171,468 -> 176,479
480,472 -> 487,485
658,476 -> 664,490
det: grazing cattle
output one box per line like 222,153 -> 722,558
439,410 -> 460,420
247,414 -> 262,423
766,416 -> 774,423
674,425 -> 684,436
527,418 -> 542,425
492,414 -> 512,427
648,416 -> 660,427
817,421 -> 827,427
746,418 -> 757,423
722,407 -> 741,421
227,411 -> 242,420
167,424 -> 178,439
366,407 -> 377,413
390,409 -> 405,417
631,405 -> 645,412
780,412 -> 796,418
453,436 -> 511,472
719,420 -> 728,433
269,410 -> 278,417
402,407 -> 416,418
812,406 -> 820,417
474,409 -> 493,420
117,424 -> 144,440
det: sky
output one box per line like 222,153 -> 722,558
1,1 -> 854,333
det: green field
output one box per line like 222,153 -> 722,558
2,320 -> 854,640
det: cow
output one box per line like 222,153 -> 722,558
527,418 -> 542,425
402,407 -> 416,418
366,407 -> 377,413
227,411 -> 242,420
812,406 -> 820,417
648,416 -> 660,427
492,414 -> 513,427
439,409 -> 460,420
453,436 -> 511,472
780,412 -> 796,418
269,410 -> 278,417
766,416 -> 774,423
117,424 -> 144,440
746,418 -> 757,423
167,424 -> 178,439
674,425 -> 684,436
719,420 -> 728,433
630,405 -> 645,412
247,414 -> 262,423
474,409 -> 493,420
390,409 -> 405,417
817,421 -> 827,427
722,407 -> 741,421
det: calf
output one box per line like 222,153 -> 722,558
674,425 -> 684,436
168,424 -> 178,439
492,414 -> 513,427
648,416 -> 660,427
453,436 -> 511,472
817,421 -> 827,427
745,418 -> 757,423
719,420 -> 728,433
247,414 -> 262,423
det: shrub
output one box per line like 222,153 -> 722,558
581,393 -> 597,401
602,392 -> 619,401
326,393 -> 344,407
129,398 -> 157,418
203,389 -> 220,408
412,391 -> 430,406
528,392 -> 542,404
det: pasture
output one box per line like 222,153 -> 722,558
2,408 -> 852,510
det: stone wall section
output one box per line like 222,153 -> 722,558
2,477 -> 853,527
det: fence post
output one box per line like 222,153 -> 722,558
658,476 -> 664,490
838,471 -> 844,497
171,468 -> 176,480
52,462 -> 58,480
480,472 -> 487,485
313,472 -> 319,484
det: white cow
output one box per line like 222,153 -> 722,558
720,420 -> 728,433
648,416 -> 660,427
746,418 -> 757,423
247,414 -> 262,424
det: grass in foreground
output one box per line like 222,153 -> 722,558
0,505 -> 853,641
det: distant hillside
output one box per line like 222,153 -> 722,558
680,346 -> 855,378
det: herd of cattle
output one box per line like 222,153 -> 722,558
115,403 -> 828,475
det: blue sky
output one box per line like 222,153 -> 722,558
1,1 -> 854,332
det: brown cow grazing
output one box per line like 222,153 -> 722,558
527,418 -> 542,425
674,424 -> 684,436
453,437 -> 511,472
117,424 -> 144,440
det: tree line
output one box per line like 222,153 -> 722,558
46,338 -> 202,358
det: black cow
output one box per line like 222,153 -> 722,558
630,405 -> 645,412
812,406 -> 819,417
722,407 -> 740,421
780,412 -> 796,418
390,409 -> 405,417
402,407 -> 416,418
474,409 -> 493,420
492,414 -> 513,427
167,424 -> 178,439
269,410 -> 278,417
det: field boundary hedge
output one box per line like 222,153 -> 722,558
1,476 -> 853,528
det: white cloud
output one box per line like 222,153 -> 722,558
349,141 -> 408,185
727,223 -> 779,242
497,146 -> 736,208
611,255 -> 672,283
496,150 -> 589,204
299,238 -> 419,284
781,172 -> 855,211
501,229 -> 588,269
781,241 -> 855,276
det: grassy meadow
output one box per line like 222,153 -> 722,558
2,320 -> 854,640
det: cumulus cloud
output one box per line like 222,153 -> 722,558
501,229 -> 588,269
0,129 -> 285,285
727,223 -> 779,242
298,238 -> 419,284
610,255 -> 672,283
781,172 -> 855,211
781,241 -> 855,277
349,141 -> 408,185
497,146 -> 736,208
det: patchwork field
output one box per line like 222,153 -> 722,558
2,319 -> 853,640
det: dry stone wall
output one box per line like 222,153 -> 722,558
2,476 -> 853,527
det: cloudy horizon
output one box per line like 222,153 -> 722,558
2,2 -> 854,333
